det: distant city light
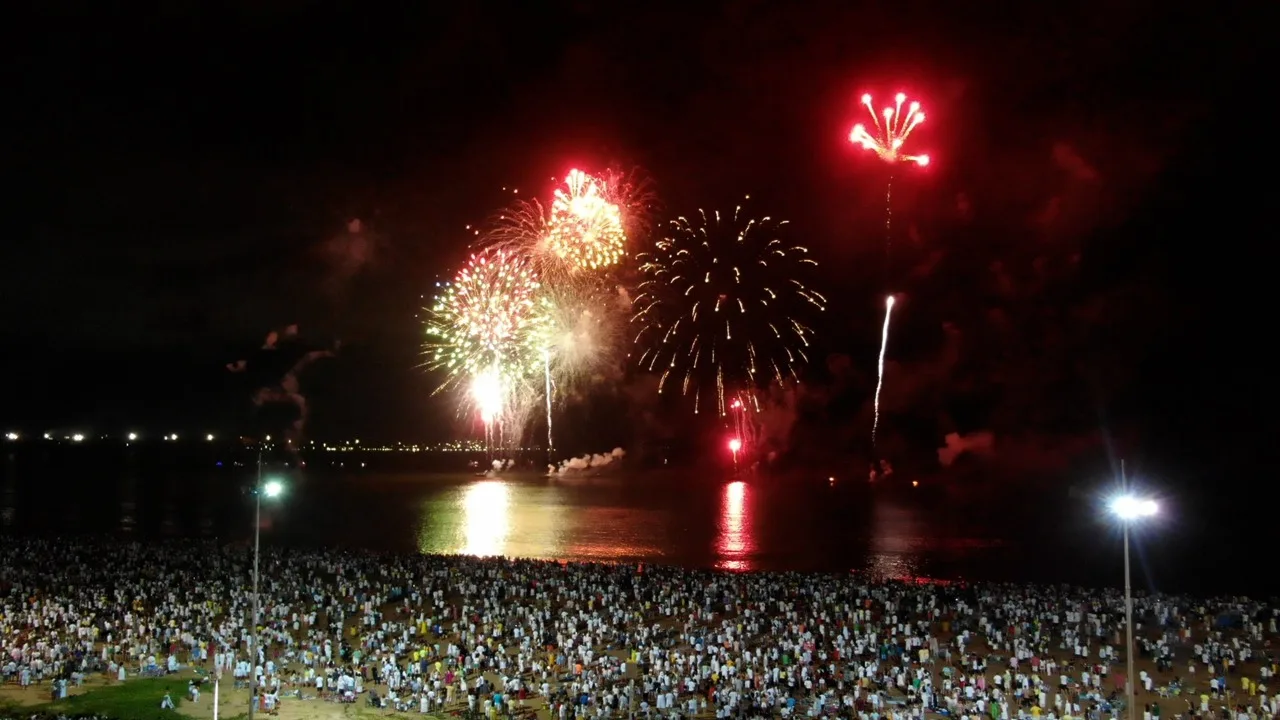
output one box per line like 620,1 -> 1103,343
6,429 -> 537,453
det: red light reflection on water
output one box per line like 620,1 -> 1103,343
715,481 -> 755,571
564,507 -> 659,562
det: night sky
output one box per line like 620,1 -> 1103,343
4,2 -> 1270,489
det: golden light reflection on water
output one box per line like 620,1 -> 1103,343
868,500 -> 922,579
418,480 -> 573,559
715,481 -> 754,570
461,480 -> 511,556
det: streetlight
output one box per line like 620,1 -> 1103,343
248,457 -> 285,720
1109,493 -> 1157,720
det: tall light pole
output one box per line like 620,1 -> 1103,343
1109,492 -> 1157,720
249,446 -> 284,720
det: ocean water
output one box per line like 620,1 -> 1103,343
0,445 -> 1227,594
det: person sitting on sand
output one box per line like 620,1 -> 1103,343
160,691 -> 174,709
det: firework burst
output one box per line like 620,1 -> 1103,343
487,167 -> 653,282
631,202 -> 826,415
533,283 -> 625,395
546,169 -> 627,271
849,92 -> 930,167
423,248 -> 542,393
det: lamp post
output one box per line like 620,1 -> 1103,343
248,448 -> 284,720
1109,493 -> 1157,720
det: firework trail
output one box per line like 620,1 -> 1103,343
529,283 -> 625,452
632,201 -> 826,416
871,294 -> 895,447
849,91 -> 930,451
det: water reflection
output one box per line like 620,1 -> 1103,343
461,480 -> 511,556
867,499 -> 923,579
715,481 -> 755,570
566,507 -> 663,561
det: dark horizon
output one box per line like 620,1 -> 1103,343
4,1 -> 1271,494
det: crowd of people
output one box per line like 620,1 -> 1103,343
2,537 -> 1278,720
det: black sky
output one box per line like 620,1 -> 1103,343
2,1 -> 1272,483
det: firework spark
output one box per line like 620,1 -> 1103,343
598,166 -> 658,240
727,393 -> 759,457
423,248 -> 542,392
546,169 -> 627,272
632,202 -> 826,416
871,294 -> 895,446
849,92 -> 930,167
471,366 -> 504,425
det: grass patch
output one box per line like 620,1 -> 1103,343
34,677 -> 192,720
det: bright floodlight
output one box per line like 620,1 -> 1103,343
206,433 -> 214,441
128,432 -> 138,441
1110,495 -> 1157,520
71,433 -> 85,442
728,438 -> 742,452
263,479 -> 285,498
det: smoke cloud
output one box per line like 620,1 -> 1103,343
546,447 -> 626,476
753,384 -> 800,458
318,218 -> 379,291
937,431 -> 996,467
229,325 -> 337,455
